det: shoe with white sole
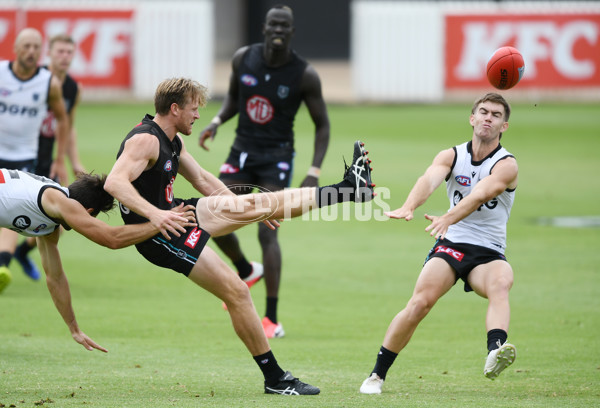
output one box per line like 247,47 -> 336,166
264,371 -> 320,395
359,373 -> 384,394
262,316 -> 285,338
484,342 -> 516,380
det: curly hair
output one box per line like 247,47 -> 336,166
68,173 -> 115,217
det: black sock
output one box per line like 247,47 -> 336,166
265,297 -> 278,323
0,251 -> 12,267
253,350 -> 285,386
371,346 -> 398,380
15,240 -> 34,258
487,329 -> 508,352
233,258 -> 252,280
316,181 -> 355,207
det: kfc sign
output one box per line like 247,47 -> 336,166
446,14 -> 600,88
0,10 -> 18,59
27,10 -> 134,87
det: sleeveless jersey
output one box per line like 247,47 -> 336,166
0,61 -> 52,160
234,43 -> 308,153
0,168 -> 66,237
444,141 -> 516,254
37,72 -> 79,174
117,114 -> 182,225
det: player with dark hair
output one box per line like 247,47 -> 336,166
0,168 -> 195,349
198,4 -> 330,338
105,77 -> 373,395
14,33 -> 86,281
360,93 -> 518,394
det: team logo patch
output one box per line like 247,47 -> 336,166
220,163 -> 240,174
0,88 -> 11,97
435,245 -> 464,261
185,227 -> 202,249
241,74 -> 258,86
13,215 -> 31,230
455,175 -> 471,186
277,85 -> 289,99
277,161 -> 290,171
164,160 -> 172,171
246,95 -> 274,124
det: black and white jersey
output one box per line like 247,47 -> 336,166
445,141 -> 516,254
0,61 -> 52,160
233,43 -> 308,153
0,168 -> 66,237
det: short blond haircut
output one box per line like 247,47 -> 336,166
154,78 -> 209,115
49,34 -> 75,49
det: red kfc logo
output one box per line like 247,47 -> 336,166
0,9 -> 18,60
185,227 -> 202,249
435,245 -> 465,262
445,14 -> 600,88
26,9 -> 134,87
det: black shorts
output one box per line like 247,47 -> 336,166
219,147 -> 294,189
0,159 -> 36,173
424,238 -> 507,292
134,198 -> 211,276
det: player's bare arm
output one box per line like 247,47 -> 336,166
198,47 -> 246,150
300,64 -> 330,187
41,188 -> 194,247
425,156 -> 518,239
47,75 -> 69,184
36,229 -> 108,352
104,133 -> 193,239
386,148 -> 454,221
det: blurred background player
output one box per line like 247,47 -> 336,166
360,93 -> 518,394
198,4 -> 330,338
0,28 -> 69,293
13,34 -> 87,282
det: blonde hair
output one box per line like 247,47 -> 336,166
154,78 -> 209,115
49,34 -> 75,49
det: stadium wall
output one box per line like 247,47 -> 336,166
351,1 -> 600,102
0,0 -> 213,100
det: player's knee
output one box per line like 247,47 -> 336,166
258,224 -> 278,246
406,296 -> 434,322
223,279 -> 251,308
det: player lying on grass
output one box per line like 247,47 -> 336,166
104,77 -> 375,395
0,169 -> 195,351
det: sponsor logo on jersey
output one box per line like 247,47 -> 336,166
0,102 -> 39,117
185,227 -> 202,249
164,160 -> 172,171
277,85 -> 289,99
0,88 -> 11,96
455,175 -> 471,186
435,245 -> 464,261
277,161 -> 290,171
246,95 -> 274,124
12,215 -> 31,230
241,74 -> 258,86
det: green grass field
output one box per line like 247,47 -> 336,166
1,100 -> 599,407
